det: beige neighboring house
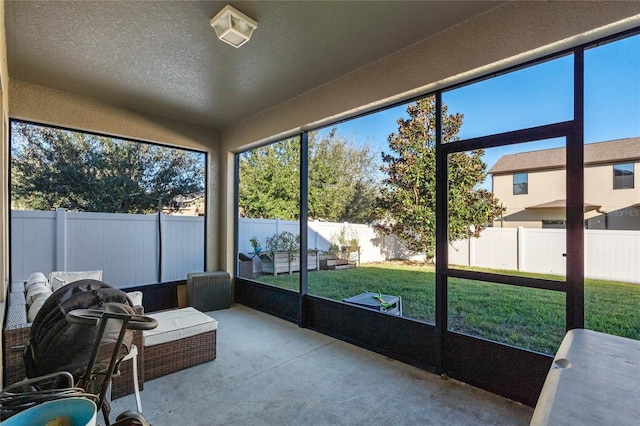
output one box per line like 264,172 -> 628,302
164,195 -> 205,216
489,137 -> 640,229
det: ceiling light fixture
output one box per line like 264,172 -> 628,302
210,5 -> 257,48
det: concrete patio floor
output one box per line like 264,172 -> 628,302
110,304 -> 533,425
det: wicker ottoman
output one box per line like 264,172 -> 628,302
143,307 -> 217,381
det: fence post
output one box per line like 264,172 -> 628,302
55,208 -> 67,271
158,211 -> 165,283
468,236 -> 475,267
517,226 -> 524,271
312,220 -> 318,249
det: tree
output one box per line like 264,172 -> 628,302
375,97 -> 504,262
238,130 -> 378,222
307,129 -> 378,223
238,138 -> 301,220
11,122 -> 205,213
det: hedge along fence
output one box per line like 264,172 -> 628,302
11,209 -> 204,288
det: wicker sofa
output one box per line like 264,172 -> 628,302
2,274 -> 144,399
3,274 -> 218,399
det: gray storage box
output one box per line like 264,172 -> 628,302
186,271 -> 231,311
343,291 -> 402,316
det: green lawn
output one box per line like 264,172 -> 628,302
257,262 -> 640,355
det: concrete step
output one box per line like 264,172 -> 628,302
327,259 -> 350,267
333,264 -> 356,270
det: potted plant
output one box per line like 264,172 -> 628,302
265,231 -> 300,252
250,236 -> 261,254
338,226 -> 360,264
259,231 -> 318,275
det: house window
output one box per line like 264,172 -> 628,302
513,173 -> 528,195
542,220 -> 565,229
613,163 -> 634,189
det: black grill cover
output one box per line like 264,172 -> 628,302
24,279 -> 135,381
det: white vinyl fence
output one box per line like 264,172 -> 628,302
13,211 -> 637,287
449,227 -> 640,284
238,218 -> 421,264
11,209 -> 204,288
240,219 -> 640,284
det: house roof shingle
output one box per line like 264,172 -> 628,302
488,137 -> 640,175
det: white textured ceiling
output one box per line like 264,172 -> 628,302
5,1 -> 505,130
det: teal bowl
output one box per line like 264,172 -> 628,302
0,397 -> 96,426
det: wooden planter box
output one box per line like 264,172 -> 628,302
259,250 -> 319,275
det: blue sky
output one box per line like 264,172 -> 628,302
318,33 -> 640,188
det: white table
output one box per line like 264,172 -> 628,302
531,329 -> 640,425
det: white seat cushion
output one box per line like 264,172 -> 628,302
49,270 -> 103,291
126,291 -> 143,307
25,272 -> 49,292
26,283 -> 52,306
28,292 -> 51,323
143,307 -> 218,347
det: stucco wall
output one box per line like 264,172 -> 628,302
494,168 -> 567,225
218,1 -> 640,273
585,163 -> 640,211
221,2 -> 640,151
494,162 -> 640,227
0,0 -> 8,388
0,0 -> 7,296
7,79 -> 222,272
9,79 -> 218,151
